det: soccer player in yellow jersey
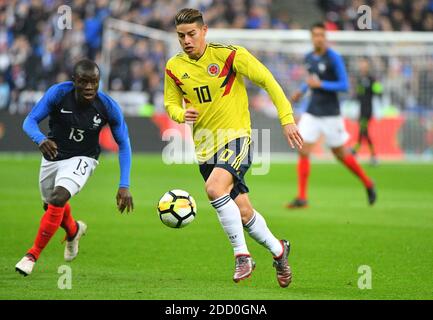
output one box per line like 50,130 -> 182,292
164,8 -> 303,287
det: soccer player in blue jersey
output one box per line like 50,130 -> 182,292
287,23 -> 377,208
15,59 -> 134,276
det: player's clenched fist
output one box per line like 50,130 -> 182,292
38,139 -> 58,160
283,123 -> 303,150
184,108 -> 199,123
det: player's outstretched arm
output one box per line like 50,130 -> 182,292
99,92 -> 134,214
233,46 -> 296,127
110,119 -> 133,214
233,46 -> 303,149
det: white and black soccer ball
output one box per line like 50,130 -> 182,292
157,189 -> 197,228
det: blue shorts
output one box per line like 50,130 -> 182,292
199,137 -> 252,200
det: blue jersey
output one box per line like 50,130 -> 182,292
23,81 -> 132,188
300,48 -> 349,116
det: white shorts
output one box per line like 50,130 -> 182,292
298,113 -> 349,148
39,156 -> 99,203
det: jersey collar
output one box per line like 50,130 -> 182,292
187,44 -> 209,62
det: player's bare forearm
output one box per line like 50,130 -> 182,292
116,187 -> 134,214
38,139 -> 58,160
283,123 -> 303,150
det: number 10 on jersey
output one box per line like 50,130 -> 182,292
193,85 -> 212,104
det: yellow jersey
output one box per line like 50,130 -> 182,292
164,43 -> 294,162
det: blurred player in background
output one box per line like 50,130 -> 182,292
351,58 -> 383,166
288,23 -> 376,209
164,8 -> 303,287
15,59 -> 134,276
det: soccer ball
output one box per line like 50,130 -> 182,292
157,189 -> 197,228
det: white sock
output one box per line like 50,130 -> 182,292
211,194 -> 249,256
244,210 -> 283,257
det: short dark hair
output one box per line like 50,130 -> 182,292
310,22 -> 326,31
73,58 -> 100,76
175,8 -> 204,26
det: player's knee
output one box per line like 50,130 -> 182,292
332,148 -> 346,161
49,194 -> 67,207
49,188 -> 70,207
205,181 -> 229,201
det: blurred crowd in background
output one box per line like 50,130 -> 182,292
319,0 -> 433,31
1,0 -> 433,114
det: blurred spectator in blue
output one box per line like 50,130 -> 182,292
84,0 -> 111,59
2,0 -> 433,115
246,5 -> 270,29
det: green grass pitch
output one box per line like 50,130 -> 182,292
0,154 -> 432,300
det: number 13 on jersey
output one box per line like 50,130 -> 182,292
69,128 -> 85,142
